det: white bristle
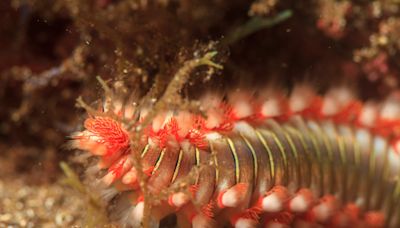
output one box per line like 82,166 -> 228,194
321,97 -> 338,116
380,100 -> 400,119
355,129 -> 372,152
122,168 -> 138,185
335,87 -> 353,103
131,201 -> 144,227
161,112 -> 174,128
170,192 -> 189,207
201,93 -> 222,110
290,85 -> 314,112
205,132 -> 222,140
180,140 -> 192,153
102,172 -> 116,186
262,193 -> 283,212
290,195 -> 308,212
233,100 -> 253,118
139,108 -> 150,122
359,103 -> 378,127
124,104 -> 136,119
261,98 -> 281,117
290,96 -> 308,113
176,112 -> 193,137
113,100 -> 123,114
205,109 -> 223,129
235,218 -> 257,228
100,187 -> 119,202
313,204 -> 332,222
221,188 -> 240,207
373,136 -> 388,157
234,121 -> 255,137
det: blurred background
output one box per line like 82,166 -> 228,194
0,0 -> 399,226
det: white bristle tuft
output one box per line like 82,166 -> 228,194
313,203 -> 332,222
201,93 -> 222,110
358,103 -> 378,127
124,104 -> 136,119
262,193 -> 283,212
234,121 -> 255,136
221,188 -> 240,207
180,140 -> 192,153
205,109 -> 223,129
113,100 -> 123,114
355,129 -> 372,152
100,187 -> 119,202
261,98 -> 281,117
131,201 -> 144,227
102,172 -> 116,186
322,87 -> 354,116
373,136 -> 388,157
321,97 -> 338,116
235,218 -> 257,228
290,84 -> 314,112
205,132 -> 222,140
380,100 -> 400,120
289,195 -> 308,213
122,168 -> 138,185
170,192 -> 190,207
233,100 -> 253,119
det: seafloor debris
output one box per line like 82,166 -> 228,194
0,177 -> 85,227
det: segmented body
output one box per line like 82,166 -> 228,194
71,86 -> 400,227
